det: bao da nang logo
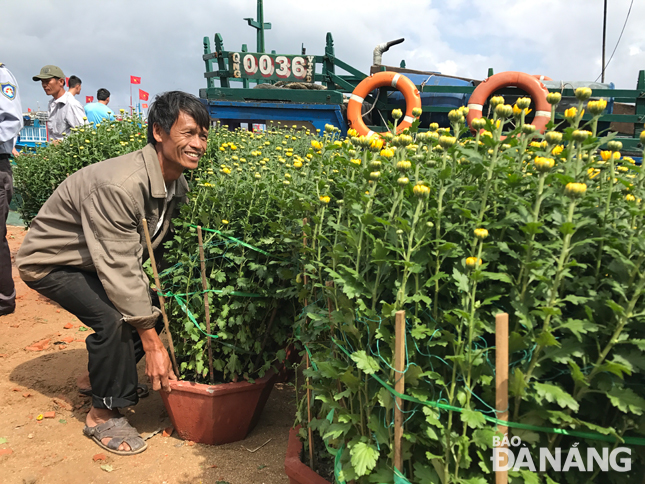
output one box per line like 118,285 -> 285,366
492,435 -> 631,472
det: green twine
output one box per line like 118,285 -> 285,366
189,224 -> 279,258
330,337 -> 645,447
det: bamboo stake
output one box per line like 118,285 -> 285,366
495,312 -> 509,484
142,219 -> 179,377
197,226 -> 215,384
303,218 -> 314,469
394,310 -> 406,473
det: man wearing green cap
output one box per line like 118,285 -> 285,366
33,65 -> 84,142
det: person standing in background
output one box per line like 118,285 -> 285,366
0,62 -> 23,316
33,65 -> 84,141
85,88 -> 115,125
68,75 -> 82,97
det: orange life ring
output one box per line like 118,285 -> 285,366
466,71 -> 551,134
347,71 -> 421,137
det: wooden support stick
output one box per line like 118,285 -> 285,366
302,218 -> 314,469
394,310 -> 406,473
495,312 -> 509,484
197,226 -> 215,384
142,219 -> 179,377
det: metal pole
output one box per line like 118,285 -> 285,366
602,0 -> 607,83
257,0 -> 264,53
495,313 -> 509,484
394,310 -> 406,473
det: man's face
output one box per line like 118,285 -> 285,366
154,111 -> 208,172
70,84 -> 81,95
41,78 -> 65,97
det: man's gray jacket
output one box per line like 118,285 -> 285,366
16,143 -> 188,329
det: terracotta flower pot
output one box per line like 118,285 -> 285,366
284,426 -> 332,484
161,371 -> 276,445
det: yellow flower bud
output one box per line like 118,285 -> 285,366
545,131 -> 563,145
380,148 -> 394,159
429,123 -> 439,131
369,171 -> 381,180
626,194 -> 636,202
546,92 -> 562,105
397,176 -> 409,186
572,130 -> 591,143
448,109 -> 463,123
369,160 -> 382,169
221,220 -> 229,224
438,135 -> 457,149
347,128 -> 359,138
607,140 -> 623,152
471,118 -> 487,131
534,156 -> 555,173
396,160 -> 412,171
412,183 -> 430,198
311,140 -> 323,150
564,182 -> 587,198
466,257 -> 483,269
516,97 -> 531,110
574,87 -> 592,101
586,99 -> 607,116
474,228 -> 489,240
392,109 -> 403,120
319,195 -> 331,204
551,145 -> 564,156
490,96 -> 505,108
412,107 -> 423,117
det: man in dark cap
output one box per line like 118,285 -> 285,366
33,65 -> 84,141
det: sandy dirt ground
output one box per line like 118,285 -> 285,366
0,225 -> 295,484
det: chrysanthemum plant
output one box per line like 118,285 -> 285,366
160,124 -> 312,383
297,92 -> 645,483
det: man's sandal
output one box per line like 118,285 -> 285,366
83,417 -> 148,455
78,383 -> 149,399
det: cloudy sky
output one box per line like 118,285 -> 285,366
3,0 -> 643,113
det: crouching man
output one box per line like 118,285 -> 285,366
16,91 -> 210,455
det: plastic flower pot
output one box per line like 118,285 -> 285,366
161,370 -> 276,445
284,426 -> 332,484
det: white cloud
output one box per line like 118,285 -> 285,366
3,0 -> 645,112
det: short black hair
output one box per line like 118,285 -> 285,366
147,91 -> 210,145
68,75 -> 81,88
97,88 -> 110,101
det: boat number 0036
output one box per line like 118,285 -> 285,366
230,53 -> 314,81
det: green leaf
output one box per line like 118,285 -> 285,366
350,442 -> 379,477
350,350 -> 381,375
520,469 -> 540,484
533,382 -> 579,412
322,422 -> 352,440
607,387 -> 645,415
413,461 -> 439,484
0,437 -> 7,444
460,409 -> 486,429
452,267 -> 469,292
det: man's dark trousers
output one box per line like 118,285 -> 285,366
0,155 -> 15,316
25,267 -> 164,410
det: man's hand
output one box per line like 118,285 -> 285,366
137,327 -> 177,393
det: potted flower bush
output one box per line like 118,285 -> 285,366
158,124 -> 312,445
294,92 -> 645,483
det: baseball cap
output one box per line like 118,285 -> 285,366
33,65 -> 65,81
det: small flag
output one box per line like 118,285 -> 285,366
86,96 -> 94,103
139,89 -> 149,101
66,77 -> 69,87
28,108 -> 32,112
130,76 -> 141,84
142,103 -> 148,109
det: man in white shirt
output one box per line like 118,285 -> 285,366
33,65 -> 85,142
0,62 -> 23,317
